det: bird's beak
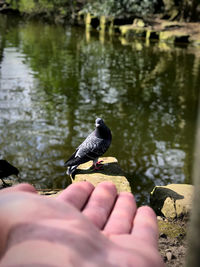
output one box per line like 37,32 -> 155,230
96,123 -> 100,127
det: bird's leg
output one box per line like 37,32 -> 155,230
92,159 -> 104,170
96,160 -> 103,165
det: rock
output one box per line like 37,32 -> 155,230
133,18 -> 145,28
150,184 -> 194,219
73,157 -> 131,192
120,24 -> 146,39
159,31 -> 189,43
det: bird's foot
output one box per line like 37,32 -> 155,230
92,161 -> 104,171
96,160 -> 103,165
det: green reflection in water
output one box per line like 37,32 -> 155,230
0,14 -> 200,204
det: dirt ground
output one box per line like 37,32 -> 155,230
158,218 -> 188,266
159,234 -> 187,266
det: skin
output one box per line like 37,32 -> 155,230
0,182 -> 164,267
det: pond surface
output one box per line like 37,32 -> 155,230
0,14 -> 199,204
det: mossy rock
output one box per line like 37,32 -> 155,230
151,184 -> 194,219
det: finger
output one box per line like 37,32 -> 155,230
103,192 -> 136,235
56,181 -> 94,210
0,183 -> 37,194
82,181 -> 117,229
131,206 -> 159,248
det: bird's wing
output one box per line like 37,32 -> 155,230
64,150 -> 77,167
65,130 -> 111,167
76,134 -> 110,159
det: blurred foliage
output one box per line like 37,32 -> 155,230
4,0 -> 200,21
5,0 -> 76,20
81,0 -> 157,17
162,0 -> 200,21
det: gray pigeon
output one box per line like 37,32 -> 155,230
64,118 -> 112,177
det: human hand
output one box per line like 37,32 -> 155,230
0,181 -> 164,266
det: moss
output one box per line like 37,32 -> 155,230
158,220 -> 186,239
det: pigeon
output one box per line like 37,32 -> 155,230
0,159 -> 19,187
64,118 -> 112,177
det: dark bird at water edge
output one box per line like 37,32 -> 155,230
0,159 -> 19,187
64,118 -> 112,178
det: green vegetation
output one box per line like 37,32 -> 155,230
81,0 -> 156,17
158,220 -> 186,239
5,0 -> 77,22
3,0 -> 200,22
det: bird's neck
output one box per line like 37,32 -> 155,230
95,126 -> 111,140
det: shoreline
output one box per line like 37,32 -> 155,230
0,1 -> 200,48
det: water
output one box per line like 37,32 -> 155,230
0,14 -> 199,204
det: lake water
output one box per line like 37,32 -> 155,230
0,14 -> 199,204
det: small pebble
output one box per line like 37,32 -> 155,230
166,251 -> 172,261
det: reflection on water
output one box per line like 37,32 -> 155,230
0,14 -> 199,204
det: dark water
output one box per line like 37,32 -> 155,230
0,14 -> 200,204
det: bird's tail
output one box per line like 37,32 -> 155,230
66,165 -> 78,178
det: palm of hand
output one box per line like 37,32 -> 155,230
0,182 -> 164,266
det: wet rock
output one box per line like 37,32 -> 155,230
151,184 -> 194,219
73,157 -> 131,192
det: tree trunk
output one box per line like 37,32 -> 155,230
186,93 -> 200,266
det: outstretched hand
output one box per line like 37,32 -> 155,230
0,181 -> 164,266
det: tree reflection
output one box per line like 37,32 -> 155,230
0,15 -> 199,204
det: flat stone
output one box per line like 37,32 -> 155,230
150,184 -> 194,219
73,157 -> 131,192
